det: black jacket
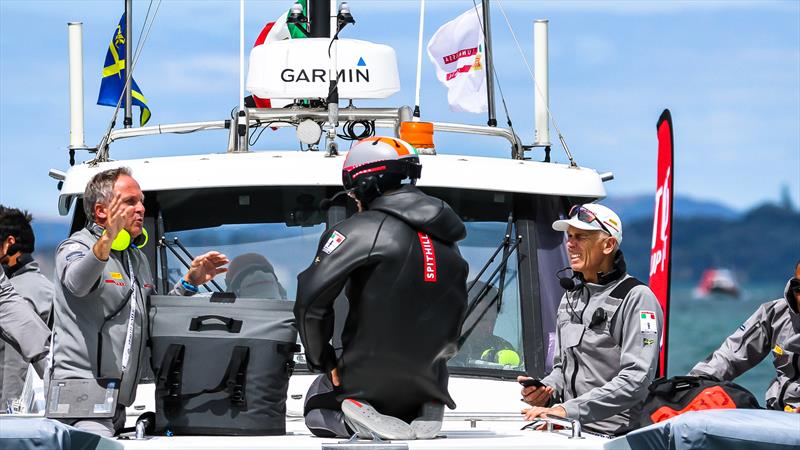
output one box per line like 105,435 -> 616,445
295,185 -> 468,421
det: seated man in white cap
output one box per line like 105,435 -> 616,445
518,203 -> 663,436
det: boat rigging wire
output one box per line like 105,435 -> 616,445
249,121 -> 291,146
413,0 -> 425,119
495,0 -> 577,166
470,0 -> 520,158
93,0 -> 162,164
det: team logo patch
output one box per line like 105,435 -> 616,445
643,338 -> 656,346
773,345 -> 784,356
418,232 -> 437,282
322,231 -> 346,255
640,310 -> 657,333
65,251 -> 84,262
110,272 -> 123,280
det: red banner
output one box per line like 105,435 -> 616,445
649,109 -> 674,378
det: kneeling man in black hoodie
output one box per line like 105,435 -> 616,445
295,137 -> 468,440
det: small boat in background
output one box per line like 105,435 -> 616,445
693,268 -> 741,299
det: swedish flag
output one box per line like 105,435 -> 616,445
97,13 -> 151,126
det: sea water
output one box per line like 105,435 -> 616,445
668,282 -> 787,405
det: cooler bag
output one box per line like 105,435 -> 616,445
149,294 -> 298,435
637,375 -> 761,428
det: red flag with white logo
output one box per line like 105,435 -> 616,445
649,109 -> 674,378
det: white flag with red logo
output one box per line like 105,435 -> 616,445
426,6 -> 487,113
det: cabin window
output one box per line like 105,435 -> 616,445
161,222 -> 324,300
449,220 -> 524,374
155,186 -> 330,301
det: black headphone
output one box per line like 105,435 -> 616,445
557,267 -> 584,292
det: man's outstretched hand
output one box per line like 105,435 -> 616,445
185,251 -> 229,286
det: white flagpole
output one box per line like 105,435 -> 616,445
239,0 -> 245,112
413,0 -> 425,120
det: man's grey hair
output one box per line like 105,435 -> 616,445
83,167 -> 133,222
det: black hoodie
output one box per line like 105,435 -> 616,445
295,186 -> 468,421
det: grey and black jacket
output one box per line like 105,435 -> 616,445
690,280 -> 800,410
52,223 -> 193,406
295,185 -> 469,422
0,268 -> 50,366
1,255 -> 53,405
541,251 -> 663,435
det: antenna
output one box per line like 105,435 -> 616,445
67,22 -> 88,165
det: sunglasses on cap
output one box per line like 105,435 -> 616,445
569,205 -> 613,237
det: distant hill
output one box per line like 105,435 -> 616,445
604,194 -> 740,222
25,199 -> 798,286
623,202 -> 800,284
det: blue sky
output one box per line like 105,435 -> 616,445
1,0 -> 798,220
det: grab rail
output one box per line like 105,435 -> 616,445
96,106 -> 524,161
521,414 -> 584,439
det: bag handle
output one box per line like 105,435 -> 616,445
649,375 -> 704,396
189,315 -> 242,333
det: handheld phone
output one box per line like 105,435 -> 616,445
519,378 -> 545,388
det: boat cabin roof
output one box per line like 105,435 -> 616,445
57,150 -> 606,215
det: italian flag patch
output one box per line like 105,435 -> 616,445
640,310 -> 657,333
322,231 -> 346,255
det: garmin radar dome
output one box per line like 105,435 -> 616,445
342,137 -> 422,207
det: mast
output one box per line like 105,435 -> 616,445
124,0 -> 132,128
481,1 -> 496,127
309,0 -> 330,38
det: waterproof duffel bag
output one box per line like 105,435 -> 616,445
636,375 -> 761,428
149,294 -> 298,435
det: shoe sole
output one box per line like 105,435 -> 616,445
341,399 -> 416,440
410,401 -> 444,439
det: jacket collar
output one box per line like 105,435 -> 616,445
784,279 -> 800,331
2,253 -> 36,278
87,221 -> 105,237
594,249 -> 627,286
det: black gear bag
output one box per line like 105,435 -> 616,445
636,375 -> 761,428
149,295 -> 298,435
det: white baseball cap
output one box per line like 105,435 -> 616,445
552,203 -> 623,245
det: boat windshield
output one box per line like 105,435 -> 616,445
449,221 -> 524,375
156,186 -> 525,378
162,222 -> 325,299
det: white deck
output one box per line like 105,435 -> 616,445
102,375 -> 612,449
113,420 -> 611,450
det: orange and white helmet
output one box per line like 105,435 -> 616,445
342,137 -> 422,203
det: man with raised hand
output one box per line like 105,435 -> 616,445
519,203 -> 663,436
50,167 -> 228,436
